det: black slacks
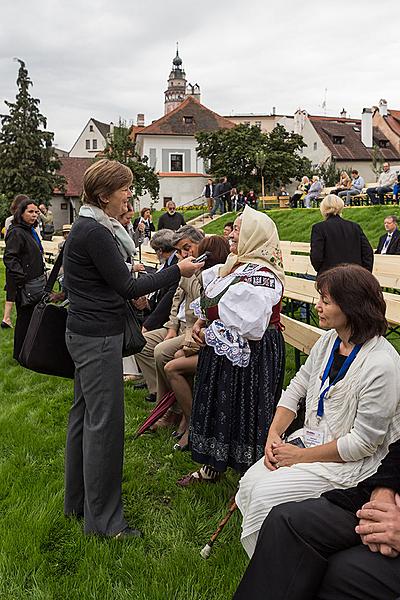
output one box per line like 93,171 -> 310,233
234,498 -> 400,600
64,331 -> 127,536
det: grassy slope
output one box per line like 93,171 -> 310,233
204,205 -> 400,247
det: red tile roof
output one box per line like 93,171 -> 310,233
383,110 -> 400,137
54,157 -> 94,197
309,116 -> 400,161
138,96 -> 236,136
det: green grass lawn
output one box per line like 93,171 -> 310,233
204,205 -> 400,248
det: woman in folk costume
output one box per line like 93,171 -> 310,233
236,264 -> 400,559
178,205 -> 286,486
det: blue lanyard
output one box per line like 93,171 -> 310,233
31,227 -> 44,254
317,337 -> 362,421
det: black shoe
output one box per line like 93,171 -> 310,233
145,393 -> 156,403
114,526 -> 142,539
1,321 -> 12,329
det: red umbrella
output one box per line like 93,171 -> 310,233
134,391 -> 176,438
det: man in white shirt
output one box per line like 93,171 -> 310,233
376,215 -> 400,255
367,163 -> 397,205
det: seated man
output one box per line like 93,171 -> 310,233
303,176 -> 322,208
157,201 -> 185,232
367,162 -> 397,205
376,215 -> 400,255
234,439 -> 400,600
135,225 -> 204,403
338,169 -> 365,206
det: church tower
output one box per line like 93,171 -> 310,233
164,45 -> 187,114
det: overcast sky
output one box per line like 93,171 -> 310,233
1,0 -> 399,151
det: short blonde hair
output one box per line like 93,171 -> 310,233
83,159 -> 133,208
320,194 -> 344,218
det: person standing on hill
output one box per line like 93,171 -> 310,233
310,195 -> 373,274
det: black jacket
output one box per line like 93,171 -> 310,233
3,223 -> 44,296
157,212 -> 185,232
63,216 -> 180,337
324,439 -> 400,513
142,254 -> 179,330
310,215 -> 373,274
376,228 -> 400,255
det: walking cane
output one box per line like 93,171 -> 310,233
200,499 -> 238,559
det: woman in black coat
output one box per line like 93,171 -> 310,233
3,199 -> 45,360
310,194 -> 373,274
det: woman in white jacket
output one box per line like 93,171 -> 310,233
236,263 -> 400,557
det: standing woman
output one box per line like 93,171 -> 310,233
132,207 -> 155,245
178,206 -> 286,485
3,199 -> 44,360
63,159 -> 202,538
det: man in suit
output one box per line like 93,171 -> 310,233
310,194 -> 373,274
376,215 -> 400,255
234,439 -> 400,600
139,229 -> 179,333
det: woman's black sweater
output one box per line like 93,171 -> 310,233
63,216 -> 180,337
3,223 -> 44,291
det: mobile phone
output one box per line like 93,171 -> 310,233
192,251 -> 211,263
287,437 -> 305,448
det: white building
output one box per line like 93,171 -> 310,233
69,118 -> 112,158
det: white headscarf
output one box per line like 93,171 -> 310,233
219,205 -> 285,285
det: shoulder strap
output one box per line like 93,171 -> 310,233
44,245 -> 64,293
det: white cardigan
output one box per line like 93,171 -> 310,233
278,329 -> 400,485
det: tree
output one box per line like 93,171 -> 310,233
314,158 -> 341,186
103,119 -> 159,206
371,144 -> 385,177
0,59 -> 65,203
196,123 -> 311,193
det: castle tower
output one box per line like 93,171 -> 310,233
164,45 -> 187,114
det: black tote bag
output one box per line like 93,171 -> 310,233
19,247 -> 75,378
122,300 -> 146,357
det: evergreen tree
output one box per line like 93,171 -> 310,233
103,119 -> 159,205
0,59 -> 65,203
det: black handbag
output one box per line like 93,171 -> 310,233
19,247 -> 75,378
19,274 -> 47,307
123,300 -> 146,357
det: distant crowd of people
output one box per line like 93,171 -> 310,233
2,159 -> 400,598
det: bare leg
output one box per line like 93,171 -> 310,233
164,355 -> 198,448
2,301 -> 14,327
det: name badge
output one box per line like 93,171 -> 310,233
304,427 -> 325,447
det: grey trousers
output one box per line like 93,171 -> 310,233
64,331 -> 127,536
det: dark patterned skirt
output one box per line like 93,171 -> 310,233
189,327 -> 285,474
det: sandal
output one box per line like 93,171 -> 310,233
177,469 -> 219,487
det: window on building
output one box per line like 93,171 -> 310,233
89,125 -> 94,132
170,153 -> 183,171
313,142 -> 317,151
244,121 -> 251,126
332,136 -> 344,145
255,121 -> 262,128
378,139 -> 389,148
92,139 -> 98,150
85,139 -> 90,149
163,197 -> 173,207
183,116 -> 194,124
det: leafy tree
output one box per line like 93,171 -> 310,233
196,123 -> 311,193
314,159 -> 342,186
103,119 -> 159,206
0,194 -> 10,228
371,144 -> 385,177
0,59 -> 65,203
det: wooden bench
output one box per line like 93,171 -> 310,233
259,196 -> 290,209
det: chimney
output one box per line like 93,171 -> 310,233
136,113 -> 145,127
340,108 -> 347,118
361,108 -> 373,148
272,106 -> 276,116
109,121 -> 114,135
379,99 -> 388,117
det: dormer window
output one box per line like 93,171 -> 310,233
183,116 -> 194,124
333,135 -> 344,145
378,139 -> 389,148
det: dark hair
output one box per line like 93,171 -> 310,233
316,264 -> 387,344
10,194 -> 29,215
141,207 -> 151,217
224,221 -> 234,230
351,169 -> 359,175
13,198 -> 39,226
198,235 -> 230,269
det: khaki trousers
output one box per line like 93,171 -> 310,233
135,325 -> 185,398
